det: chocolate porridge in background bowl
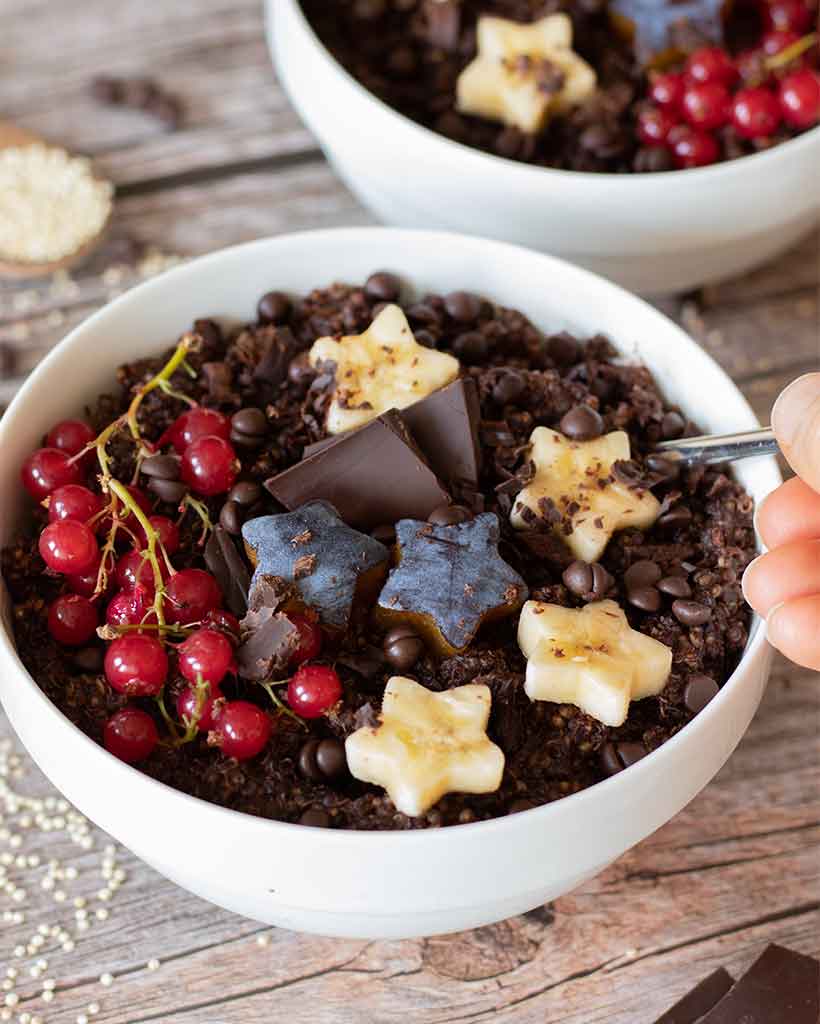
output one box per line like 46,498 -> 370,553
2,266 -> 757,831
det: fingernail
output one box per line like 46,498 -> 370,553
771,373 -> 820,446
766,601 -> 784,624
741,553 -> 764,603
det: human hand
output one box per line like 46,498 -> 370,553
743,373 -> 820,670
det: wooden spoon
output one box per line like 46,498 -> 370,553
0,118 -> 113,279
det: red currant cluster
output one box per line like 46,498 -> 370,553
637,10 -> 820,168
21,337 -> 344,768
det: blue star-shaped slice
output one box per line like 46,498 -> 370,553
241,501 -> 389,630
375,513 -> 528,655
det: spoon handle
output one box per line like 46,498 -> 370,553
655,426 -> 779,466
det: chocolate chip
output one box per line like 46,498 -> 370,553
559,404 -> 604,441
383,625 -> 425,671
231,407 -> 267,438
364,271 -> 401,303
562,560 -> 612,601
452,331 -> 488,363
202,362 -> 232,402
444,290 -> 483,324
257,291 -> 292,325
646,453 -> 681,484
299,808 -> 331,828
493,372 -> 525,405
600,742 -> 623,776
71,646 -> 104,673
371,523 -> 396,545
661,410 -> 686,440
672,599 -> 712,627
658,504 -> 693,528
508,798 -> 537,814
657,575 -> 692,598
140,454 -> 180,480
406,303 -> 441,328
427,503 -> 473,526
193,318 -> 223,348
425,0 -> 461,50
219,501 -> 243,536
316,738 -> 347,779
228,481 -> 262,507
546,333 -> 581,366
287,351 -> 313,386
298,739 -> 324,782
414,329 -> 437,349
684,673 -> 719,713
616,741 -> 646,768
628,585 -> 662,613
146,477 -> 188,504
612,459 -> 644,487
624,559 -> 661,591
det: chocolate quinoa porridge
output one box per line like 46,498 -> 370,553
300,0 -> 819,172
2,272 -> 756,829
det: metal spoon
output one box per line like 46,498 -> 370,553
655,426 -> 779,466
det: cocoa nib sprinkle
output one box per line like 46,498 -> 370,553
1,274 -> 756,831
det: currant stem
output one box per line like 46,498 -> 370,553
181,494 -> 214,545
766,32 -> 818,70
126,333 -> 200,443
108,479 -> 167,627
260,681 -> 306,729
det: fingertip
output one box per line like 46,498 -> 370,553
755,477 -> 820,549
771,373 -> 820,494
767,596 -> 820,671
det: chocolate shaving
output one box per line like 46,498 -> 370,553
204,526 -> 251,617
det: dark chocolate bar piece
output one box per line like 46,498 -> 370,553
400,376 -> 482,489
653,968 -> 734,1024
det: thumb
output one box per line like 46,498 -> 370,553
771,373 -> 820,495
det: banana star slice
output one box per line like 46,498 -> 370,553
510,426 -> 661,563
456,13 -> 597,134
308,304 -> 460,435
345,676 -> 505,817
518,599 -> 673,727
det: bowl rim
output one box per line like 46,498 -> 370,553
0,227 -> 776,848
273,0 -> 820,187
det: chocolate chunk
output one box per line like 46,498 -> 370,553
383,625 -> 425,671
400,377 -> 482,489
252,326 -> 299,392
140,454 -> 180,480
228,480 -> 262,508
615,741 -> 646,767
695,944 -> 819,1024
336,645 -> 387,684
657,575 -> 692,599
684,673 -> 719,713
242,501 -> 388,630
646,453 -> 681,484
371,523 -> 396,546
612,459 -> 645,488
546,333 -> 581,366
237,605 -> 300,682
562,560 -> 613,601
661,410 -> 686,440
204,526 -> 252,617
658,504 -> 693,529
364,271 -> 401,303
376,513 -> 528,655
202,362 -> 233,402
559,404 -> 604,441
600,741 -> 623,777
600,740 -> 646,775
672,600 -> 711,627
653,967 -> 735,1024
193,318 -> 222,348
265,411 -> 451,531
257,291 -> 292,325
427,503 -> 473,526
444,291 -> 484,324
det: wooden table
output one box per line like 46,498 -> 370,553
1,2 -> 818,1021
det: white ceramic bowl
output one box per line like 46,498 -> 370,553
0,229 -> 778,939
269,0 -> 820,296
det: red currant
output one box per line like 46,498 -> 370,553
67,557 -> 103,599
136,515 -> 180,555
46,419 -> 95,457
178,628 -> 234,685
167,408 -> 231,454
681,82 -> 731,130
39,520 -> 99,574
685,46 -> 737,87
22,448 -> 82,501
104,634 -> 168,696
104,707 -> 158,763
106,587 -> 154,628
180,436 -> 239,497
731,87 -> 782,137
48,485 -> 103,527
177,682 -> 224,732
115,550 -> 161,595
165,569 -> 222,624
287,665 -> 342,719
761,29 -> 801,55
204,608 -> 241,639
779,68 -> 820,127
48,594 -> 98,646
635,105 -> 677,146
287,614 -> 323,666
669,125 -> 721,168
648,71 -> 685,109
762,0 -> 811,34
211,701 -> 271,760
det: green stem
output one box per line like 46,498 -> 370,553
126,333 -> 199,442
765,32 -> 817,70
108,479 -> 167,627
260,681 -> 306,729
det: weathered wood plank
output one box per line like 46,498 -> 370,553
0,656 -> 815,1024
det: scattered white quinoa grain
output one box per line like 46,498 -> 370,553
99,974 -> 113,988
87,1003 -> 100,1015
0,144 -> 112,264
146,959 -> 160,972
256,934 -> 270,947
76,1015 -> 88,1024
40,991 -> 53,1004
